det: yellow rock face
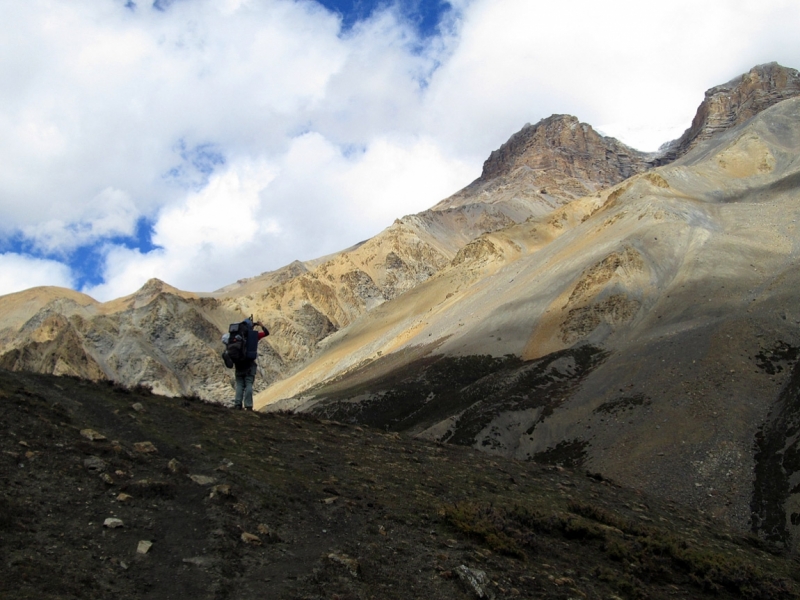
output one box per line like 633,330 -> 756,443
715,132 -> 775,178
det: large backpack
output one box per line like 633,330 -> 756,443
224,319 -> 258,366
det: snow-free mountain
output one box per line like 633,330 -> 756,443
3,62 -> 800,549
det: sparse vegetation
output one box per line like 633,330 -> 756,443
4,368 -> 800,599
308,346 -> 607,458
444,498 -> 800,600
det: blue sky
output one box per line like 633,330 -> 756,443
1,0 -> 799,300
316,0 -> 450,37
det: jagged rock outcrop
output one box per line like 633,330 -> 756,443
0,282 -> 242,399
653,62 -> 800,165
479,114 -> 648,189
437,114 -> 650,215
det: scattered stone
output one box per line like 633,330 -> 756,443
167,458 -> 185,474
137,540 -> 153,554
100,473 -> 115,485
188,474 -> 216,486
80,429 -> 106,441
18,440 -> 29,447
117,493 -> 133,502
103,518 -> 124,529
327,553 -> 361,578
456,565 -> 495,600
131,402 -> 145,412
119,561 -> 129,570
240,532 -> 261,545
133,441 -> 157,454
321,497 -> 338,505
209,484 -> 232,498
83,456 -> 107,472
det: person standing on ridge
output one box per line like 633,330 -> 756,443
231,318 -> 269,411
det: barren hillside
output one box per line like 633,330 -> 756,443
3,63 -> 800,552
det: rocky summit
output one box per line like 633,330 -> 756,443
654,62 -> 800,165
4,62 -> 800,561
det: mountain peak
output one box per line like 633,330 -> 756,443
478,113 -> 645,184
429,113 -> 651,213
655,62 -> 800,164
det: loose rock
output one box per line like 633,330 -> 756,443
133,441 -> 157,454
209,484 -> 232,498
167,458 -> 185,474
456,565 -> 495,600
131,402 -> 145,412
83,456 -> 107,472
189,474 -> 216,486
240,532 -> 261,545
80,429 -> 106,442
103,518 -> 124,529
327,553 -> 361,578
137,540 -> 153,554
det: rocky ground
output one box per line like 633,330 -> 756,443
3,368 -> 800,600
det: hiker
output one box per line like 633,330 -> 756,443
223,318 -> 269,410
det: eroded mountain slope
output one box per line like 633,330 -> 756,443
3,65 -> 800,547
261,96 -> 800,548
0,95 -> 663,402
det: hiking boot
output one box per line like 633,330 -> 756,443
244,406 -> 253,411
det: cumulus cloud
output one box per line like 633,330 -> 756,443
0,253 -> 74,296
21,187 -> 139,253
2,0 -> 800,300
423,0 -> 800,154
84,135 -> 474,301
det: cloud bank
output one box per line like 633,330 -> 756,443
2,0 -> 799,300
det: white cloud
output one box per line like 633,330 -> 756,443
22,187 -> 139,253
85,135 -> 473,300
337,135 -> 476,223
423,0 -> 800,153
2,0 -> 800,300
85,160 -> 281,300
0,253 -> 74,296
154,160 -> 277,252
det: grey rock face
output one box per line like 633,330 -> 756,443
653,62 -> 800,165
